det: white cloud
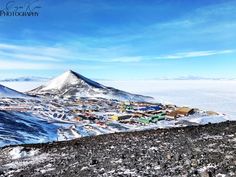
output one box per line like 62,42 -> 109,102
0,60 -> 54,70
106,49 -> 235,63
0,58 -> 105,71
0,42 -> 234,68
0,42 -> 133,63
0,51 -> 60,62
155,50 -> 234,59
0,43 -> 71,62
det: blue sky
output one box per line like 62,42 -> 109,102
0,0 -> 236,80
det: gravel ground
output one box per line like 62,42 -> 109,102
0,121 -> 236,177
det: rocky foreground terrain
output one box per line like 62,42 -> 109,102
0,121 -> 236,177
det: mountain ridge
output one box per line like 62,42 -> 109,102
0,84 -> 29,98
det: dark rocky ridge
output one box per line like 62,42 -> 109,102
0,121 -> 236,177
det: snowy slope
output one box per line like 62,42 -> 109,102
0,111 -> 59,147
0,84 -> 29,98
29,70 -> 153,102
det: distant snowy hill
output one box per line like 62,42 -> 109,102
0,84 -> 30,98
29,70 -> 153,102
0,111 -> 58,147
0,76 -> 48,82
153,76 -> 236,80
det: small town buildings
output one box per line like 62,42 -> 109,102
166,107 -> 195,119
73,117 -> 82,122
175,107 -> 195,116
165,111 -> 178,119
111,115 -> 132,121
138,117 -> 152,124
151,113 -> 166,123
206,111 -> 219,116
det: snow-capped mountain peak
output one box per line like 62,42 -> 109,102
29,70 -> 153,102
42,70 -> 79,91
41,70 -> 104,91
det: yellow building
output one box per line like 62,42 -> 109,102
111,115 -> 119,121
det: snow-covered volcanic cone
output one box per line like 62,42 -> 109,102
28,70 -> 153,102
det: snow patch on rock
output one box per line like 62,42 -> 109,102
9,147 -> 39,159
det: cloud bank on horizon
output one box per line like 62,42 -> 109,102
0,0 -> 236,79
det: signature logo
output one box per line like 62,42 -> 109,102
0,0 -> 42,16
